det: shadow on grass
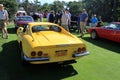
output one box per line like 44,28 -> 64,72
82,36 -> 120,53
7,27 -> 16,34
0,40 -> 78,80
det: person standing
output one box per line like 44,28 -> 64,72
80,9 -> 88,37
49,10 -> 55,23
90,14 -> 98,27
61,10 -> 71,31
47,11 -> 50,22
98,16 -> 104,25
32,12 -> 39,22
38,11 -> 43,22
0,4 -> 9,38
56,11 -> 62,26
78,14 -> 81,33
66,9 -> 71,30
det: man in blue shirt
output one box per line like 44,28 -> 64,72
90,14 -> 98,27
80,9 -> 88,37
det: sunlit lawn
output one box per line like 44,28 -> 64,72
0,23 -> 120,80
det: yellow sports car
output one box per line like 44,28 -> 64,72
17,22 -> 89,64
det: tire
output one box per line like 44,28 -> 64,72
91,30 -> 98,39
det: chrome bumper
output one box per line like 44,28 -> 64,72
73,51 -> 90,57
24,56 -> 49,61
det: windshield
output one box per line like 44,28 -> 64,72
105,23 -> 120,29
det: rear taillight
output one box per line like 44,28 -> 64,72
38,51 -> 43,56
77,47 -> 86,53
77,48 -> 82,52
31,51 -> 36,56
81,47 -> 86,52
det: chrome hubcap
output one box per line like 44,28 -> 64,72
91,32 -> 96,39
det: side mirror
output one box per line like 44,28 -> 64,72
17,27 -> 24,35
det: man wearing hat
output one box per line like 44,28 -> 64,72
0,4 -> 8,38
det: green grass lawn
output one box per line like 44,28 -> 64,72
0,23 -> 120,80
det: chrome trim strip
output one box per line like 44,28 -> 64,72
24,55 -> 49,61
73,51 -> 90,57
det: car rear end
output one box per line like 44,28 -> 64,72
23,43 -> 89,64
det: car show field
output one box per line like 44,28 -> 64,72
0,23 -> 120,80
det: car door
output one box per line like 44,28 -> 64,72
100,23 -> 115,40
114,30 -> 120,42
113,24 -> 120,42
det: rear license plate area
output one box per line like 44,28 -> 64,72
55,50 -> 67,56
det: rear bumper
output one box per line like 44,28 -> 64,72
23,51 -> 89,62
73,51 -> 90,57
24,56 -> 49,62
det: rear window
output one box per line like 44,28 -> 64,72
32,25 -> 61,32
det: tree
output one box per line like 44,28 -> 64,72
82,0 -> 120,22
50,1 -> 64,12
41,3 -> 51,12
67,1 -> 83,16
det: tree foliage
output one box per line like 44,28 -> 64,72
1,0 -> 120,22
67,1 -> 83,16
50,1 -> 64,12
82,0 -> 120,21
41,3 -> 50,12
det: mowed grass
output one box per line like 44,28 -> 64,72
0,23 -> 120,80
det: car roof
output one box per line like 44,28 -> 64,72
17,16 -> 32,18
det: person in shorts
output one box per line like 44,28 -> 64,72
80,9 -> 88,37
0,4 -> 8,38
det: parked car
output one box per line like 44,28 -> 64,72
88,22 -> 120,42
17,22 -> 89,64
17,10 -> 27,15
14,16 -> 34,30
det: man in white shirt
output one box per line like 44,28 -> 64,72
0,4 -> 8,38
61,10 -> 71,31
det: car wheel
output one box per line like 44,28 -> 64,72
91,30 -> 98,39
